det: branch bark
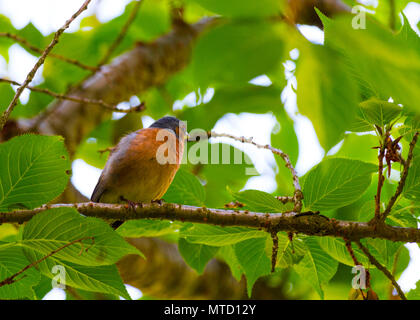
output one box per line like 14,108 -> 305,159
2,202 -> 420,243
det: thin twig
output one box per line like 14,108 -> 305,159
382,132 -> 419,221
374,144 -> 386,221
345,239 -> 362,266
389,246 -> 402,299
345,239 -> 370,299
276,196 -> 295,204
0,237 -> 94,288
356,240 -> 407,300
0,32 -> 98,72
208,132 -> 303,212
270,230 -> 279,273
0,78 -> 145,114
389,0 -> 396,31
96,0 -> 142,67
0,0 -> 92,131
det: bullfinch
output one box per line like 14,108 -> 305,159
91,116 -> 186,228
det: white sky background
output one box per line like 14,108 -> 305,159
1,0 -> 420,299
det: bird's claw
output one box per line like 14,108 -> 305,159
152,199 -> 164,205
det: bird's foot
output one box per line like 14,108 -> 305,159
120,196 -> 141,210
152,199 -> 164,205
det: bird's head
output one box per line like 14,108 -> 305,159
149,116 -> 187,140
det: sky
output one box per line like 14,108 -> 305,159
1,0 -> 420,299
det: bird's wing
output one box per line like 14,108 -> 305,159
90,174 -> 107,202
90,133 -> 135,202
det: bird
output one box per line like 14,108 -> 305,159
90,116 -> 186,229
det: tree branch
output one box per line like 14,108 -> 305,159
1,202 -> 420,243
0,0 -> 92,131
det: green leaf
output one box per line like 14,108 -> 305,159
318,237 -> 370,266
75,120 -> 114,169
11,84 -> 54,118
32,274 -> 54,300
0,14 -> 17,61
117,220 -> 175,238
364,239 -> 401,269
216,245 -> 243,281
294,237 -> 338,299
21,251 -> 131,299
407,280 -> 420,300
358,200 -> 376,222
401,115 -> 420,143
180,224 -> 266,246
189,142 -> 257,208
398,13 -> 420,46
17,22 -> 46,49
189,0 -> 284,18
181,85 -> 283,131
274,233 -> 306,268
386,206 -> 418,228
303,158 -> 378,211
403,155 -> 420,202
323,15 -> 420,115
0,134 -> 71,212
335,133 -> 378,164
178,238 -> 219,274
231,189 -> 287,213
296,44 -> 358,151
358,98 -> 402,127
0,245 -> 40,299
22,207 -> 142,266
163,168 -> 205,206
347,110 -> 376,133
191,21 -> 285,88
234,237 -> 271,297
0,83 -> 15,114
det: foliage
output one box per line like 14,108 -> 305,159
0,0 -> 419,300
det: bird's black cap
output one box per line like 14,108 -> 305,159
150,116 -> 180,132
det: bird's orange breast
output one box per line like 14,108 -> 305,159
97,127 -> 184,203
